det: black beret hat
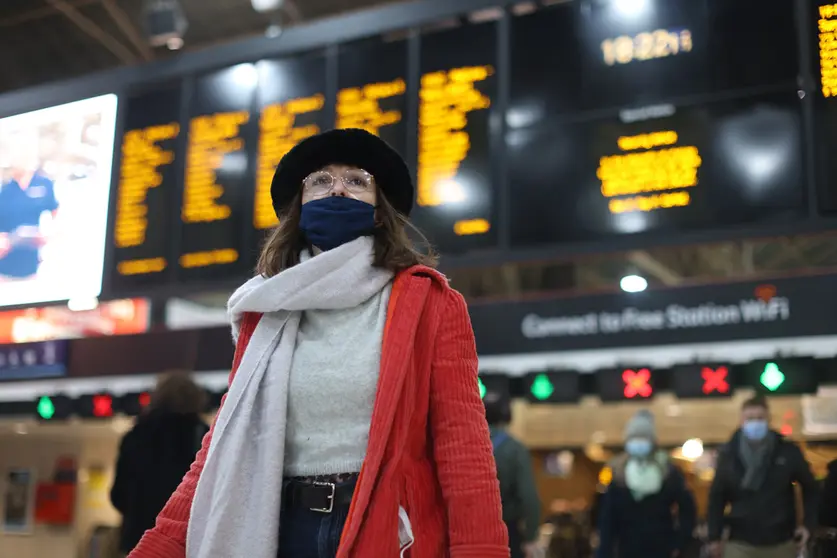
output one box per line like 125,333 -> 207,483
270,128 -> 414,217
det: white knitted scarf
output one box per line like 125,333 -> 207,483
186,236 -> 393,558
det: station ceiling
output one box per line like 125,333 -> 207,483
0,0 -> 395,94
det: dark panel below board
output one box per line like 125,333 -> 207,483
507,90 -> 806,247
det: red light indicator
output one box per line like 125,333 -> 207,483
622,369 -> 653,399
92,394 -> 113,418
701,366 -> 730,395
138,392 -> 151,408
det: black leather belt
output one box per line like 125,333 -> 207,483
283,479 -> 356,513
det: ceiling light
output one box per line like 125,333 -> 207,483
620,274 -> 647,293
166,36 -> 184,50
251,0 -> 283,13
682,438 -> 704,460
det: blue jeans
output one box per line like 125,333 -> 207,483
278,501 -> 350,558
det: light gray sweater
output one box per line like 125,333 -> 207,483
281,282 -> 392,477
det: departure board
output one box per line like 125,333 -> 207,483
338,38 -> 408,159
414,23 -> 497,254
254,54 -> 329,233
179,64 -> 257,281
508,92 -> 805,246
577,0 -> 710,111
110,84 -> 181,291
815,2 -> 837,214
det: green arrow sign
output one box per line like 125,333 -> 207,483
37,396 -> 56,420
760,362 -> 786,392
478,378 -> 487,399
531,374 -> 555,401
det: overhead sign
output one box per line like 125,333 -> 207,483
671,364 -> 733,399
597,367 -> 655,402
469,274 -> 837,355
0,340 -> 67,380
523,371 -> 580,404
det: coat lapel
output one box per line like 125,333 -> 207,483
338,271 -> 431,555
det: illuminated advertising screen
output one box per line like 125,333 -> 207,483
413,22 -> 498,254
0,94 -> 118,307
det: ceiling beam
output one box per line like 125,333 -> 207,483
45,0 -> 138,65
0,0 -> 98,27
101,0 -> 154,62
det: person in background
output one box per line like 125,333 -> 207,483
487,403 -> 542,558
0,158 -> 58,279
707,396 -> 818,558
596,410 -> 696,558
818,458 -> 837,556
110,372 -> 209,556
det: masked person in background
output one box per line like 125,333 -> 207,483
128,129 -> 508,558
707,396 -> 818,558
597,410 -> 696,558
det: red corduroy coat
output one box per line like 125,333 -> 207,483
128,265 -> 509,558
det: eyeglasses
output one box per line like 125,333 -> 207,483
302,169 -> 374,198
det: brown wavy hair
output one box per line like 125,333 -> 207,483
256,188 -> 438,277
149,371 -> 208,415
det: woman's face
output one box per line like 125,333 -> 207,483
301,164 -> 377,206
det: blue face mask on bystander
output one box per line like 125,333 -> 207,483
742,419 -> 769,441
625,438 -> 653,458
299,196 -> 376,251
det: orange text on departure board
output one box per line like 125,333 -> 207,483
597,130 -> 702,214
418,65 -> 492,213
337,78 -> 405,135
601,29 -> 693,66
182,111 -> 249,225
819,4 -> 837,97
254,95 -> 325,229
114,123 -> 179,275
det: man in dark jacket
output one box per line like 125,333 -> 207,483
487,403 -> 542,558
597,410 -> 697,558
110,372 -> 209,554
707,396 -> 817,558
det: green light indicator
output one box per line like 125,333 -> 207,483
760,362 -> 786,392
37,396 -> 55,420
478,378 -> 487,399
530,374 -> 555,401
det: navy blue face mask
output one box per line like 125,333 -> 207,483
299,196 -> 376,251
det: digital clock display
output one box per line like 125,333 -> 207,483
601,28 -> 693,66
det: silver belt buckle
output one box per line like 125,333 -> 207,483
310,482 -> 335,513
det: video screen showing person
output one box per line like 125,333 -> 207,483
0,95 -> 118,307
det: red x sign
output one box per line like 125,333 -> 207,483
701,366 -> 729,395
92,394 -> 113,418
622,369 -> 653,398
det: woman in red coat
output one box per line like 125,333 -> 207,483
128,128 -> 509,558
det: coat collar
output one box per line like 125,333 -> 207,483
338,265 -> 447,554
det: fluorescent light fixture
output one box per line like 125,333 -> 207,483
620,274 -> 648,293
